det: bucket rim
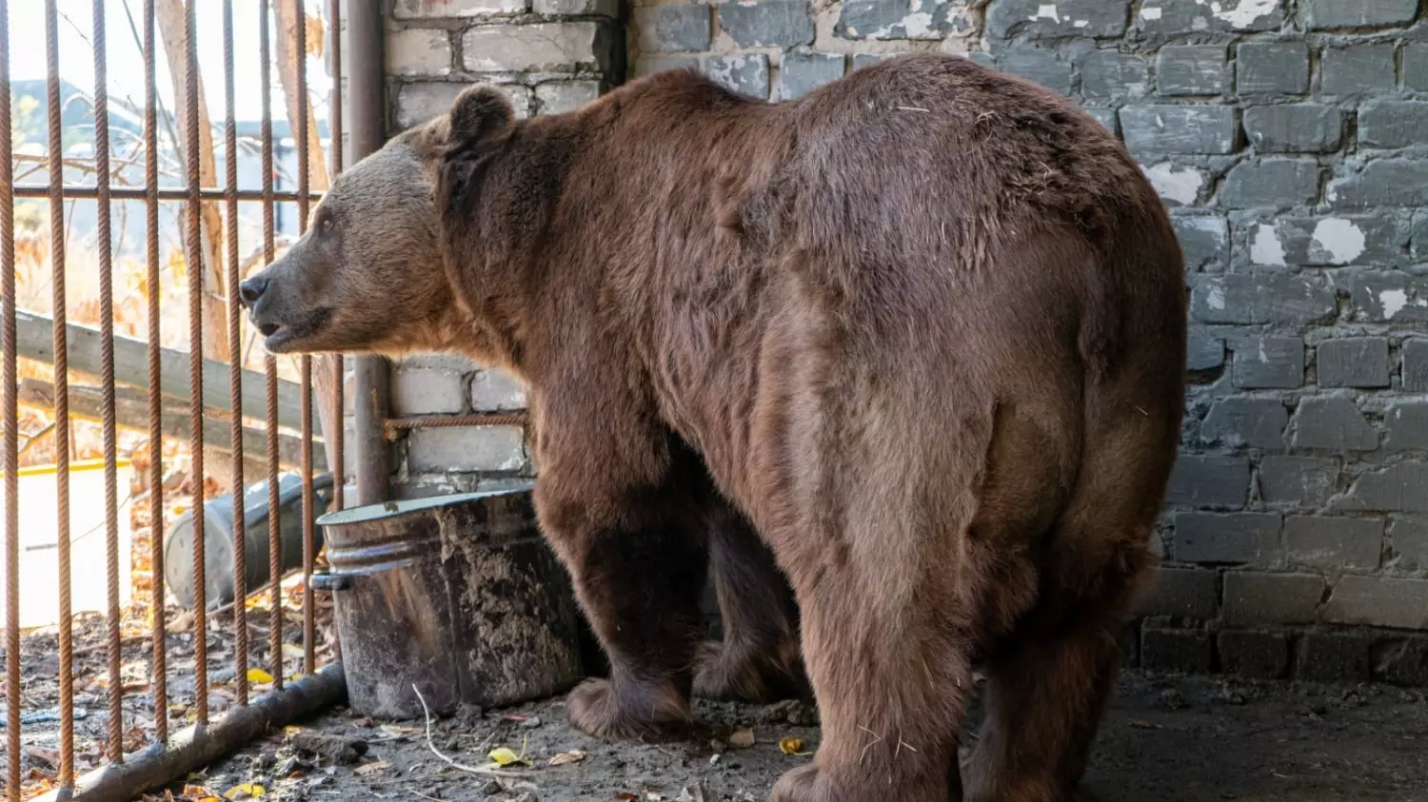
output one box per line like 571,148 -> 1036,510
316,483 -> 535,529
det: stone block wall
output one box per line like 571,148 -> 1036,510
374,0 -> 1428,684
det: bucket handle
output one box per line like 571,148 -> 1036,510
310,570 -> 353,591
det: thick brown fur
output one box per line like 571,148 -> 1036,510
243,54 -> 1186,801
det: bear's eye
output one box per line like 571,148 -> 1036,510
317,211 -> 334,233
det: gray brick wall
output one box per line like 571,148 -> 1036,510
375,0 -> 1428,683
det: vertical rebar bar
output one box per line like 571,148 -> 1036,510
260,0 -> 284,692
183,0 -> 209,730
44,0 -> 75,789
0,0 -> 19,797
223,0 -> 249,708
143,0 -> 169,747
295,0 -> 317,678
92,0 -> 124,765
328,0 -> 344,517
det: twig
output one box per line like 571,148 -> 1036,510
411,684 -> 528,779
411,792 -> 443,802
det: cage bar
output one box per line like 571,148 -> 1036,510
0,0 -> 20,797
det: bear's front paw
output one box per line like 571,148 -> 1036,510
772,764 -> 823,802
693,640 -> 810,703
565,677 -> 692,741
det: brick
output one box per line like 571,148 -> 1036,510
394,0 -> 526,18
1232,336 -> 1304,389
1321,44 -> 1396,96
470,369 -> 527,412
1296,631 -> 1372,682
851,53 -> 892,71
1187,335 -> 1226,372
838,0 -> 965,40
1220,159 -> 1319,209
462,22 -> 606,73
1120,105 -> 1238,155
1166,455 -> 1250,508
1191,275 -> 1334,325
1201,397 -> 1288,448
632,5 -> 710,53
1330,160 -> 1428,209
395,83 -> 463,129
407,424 -> 527,473
780,52 -> 845,101
986,0 -> 1130,39
1404,44 -> 1428,92
1218,630 -> 1289,679
1284,516 -> 1383,570
1081,51 -> 1150,98
1134,0 -> 1284,34
633,56 -> 699,78
1236,41 -> 1308,95
1141,626 -> 1214,673
705,55 -> 771,99
1373,638 -> 1428,687
1136,567 -> 1219,620
391,364 -> 466,416
1259,456 -> 1340,507
1317,339 -> 1391,389
534,0 -> 617,15
1389,517 -> 1428,570
719,1 -> 814,49
387,28 -> 453,77
1385,402 -> 1428,451
535,81 -> 601,115
1324,576 -> 1428,630
1084,107 -> 1119,135
1223,572 -> 1323,625
1141,162 -> 1206,206
1348,272 -> 1428,323
1234,214 -> 1404,268
1300,0 -> 1417,29
1406,340 -> 1428,392
1359,101 -> 1428,149
1156,46 -> 1227,96
1242,105 -> 1342,153
1291,397 -> 1377,452
996,47 -> 1073,96
1174,215 -> 1229,271
1335,463 -> 1428,514
1174,512 -> 1281,564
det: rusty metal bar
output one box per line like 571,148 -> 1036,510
0,0 -> 18,797
261,0 -> 284,695
143,0 -> 169,747
295,0 -> 318,679
44,0 -> 76,790
348,0 -> 389,506
183,0 -> 209,730
385,413 -> 531,438
92,0 -> 125,766
12,185 -> 319,203
31,665 -> 347,802
329,0 -> 345,516
223,0 -> 249,708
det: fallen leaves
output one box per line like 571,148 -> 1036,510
220,782 -> 265,800
352,759 -> 390,776
548,749 -> 586,767
779,736 -> 809,756
487,744 -> 531,768
729,728 -> 756,749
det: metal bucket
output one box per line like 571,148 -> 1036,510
314,485 -> 584,718
164,472 -> 335,610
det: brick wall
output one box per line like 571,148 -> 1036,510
375,0 -> 1428,684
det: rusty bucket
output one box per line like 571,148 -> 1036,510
313,485 -> 584,719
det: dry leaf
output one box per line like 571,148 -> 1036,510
353,760 -> 390,776
488,746 -> 529,767
548,749 -> 587,766
779,736 -> 807,756
24,746 -> 60,767
221,782 -> 266,800
729,728 -> 755,749
1129,719 -> 1160,730
246,668 -> 274,685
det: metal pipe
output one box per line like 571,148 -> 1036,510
0,0 -> 20,797
30,664 -> 347,802
347,0 -> 389,506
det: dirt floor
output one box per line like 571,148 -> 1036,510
146,670 -> 1428,802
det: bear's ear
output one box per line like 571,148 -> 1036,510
449,86 -> 515,144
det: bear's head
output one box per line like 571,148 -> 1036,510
239,85 -> 516,357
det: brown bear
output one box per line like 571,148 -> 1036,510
241,53 -> 1186,802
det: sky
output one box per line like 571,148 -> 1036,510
10,0 -> 332,125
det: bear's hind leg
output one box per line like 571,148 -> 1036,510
694,505 -> 807,703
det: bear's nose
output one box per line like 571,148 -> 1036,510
238,276 -> 269,308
